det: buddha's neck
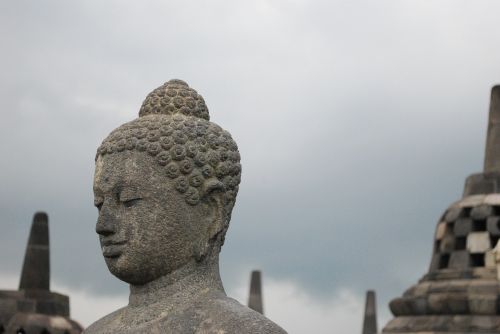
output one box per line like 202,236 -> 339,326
128,256 -> 225,308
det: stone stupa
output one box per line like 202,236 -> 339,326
248,270 -> 264,315
383,86 -> 500,333
0,212 -> 82,334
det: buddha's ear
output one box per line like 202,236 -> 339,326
196,179 -> 226,261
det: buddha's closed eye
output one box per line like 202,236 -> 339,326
122,198 -> 142,208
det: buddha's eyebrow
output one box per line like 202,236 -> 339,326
94,177 -> 123,195
119,185 -> 141,194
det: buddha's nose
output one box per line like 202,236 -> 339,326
96,204 -> 117,236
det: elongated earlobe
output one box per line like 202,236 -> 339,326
195,179 -> 226,261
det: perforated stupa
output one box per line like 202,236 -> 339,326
383,86 -> 500,333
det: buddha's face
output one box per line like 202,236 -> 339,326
93,151 -> 213,285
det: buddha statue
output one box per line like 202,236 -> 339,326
84,80 -> 287,334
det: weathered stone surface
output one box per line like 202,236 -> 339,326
383,86 -> 500,334
485,193 -> 500,205
384,315 -> 500,333
411,281 -> 431,297
435,222 -> 447,240
459,195 -> 485,207
362,291 -> 377,334
248,270 -> 263,314
428,253 -> 442,272
484,86 -> 500,174
449,250 -> 471,269
454,218 -> 473,237
85,80 -> 286,334
19,212 -> 49,291
440,233 -> 455,253
444,207 -> 464,222
470,204 -> 494,220
388,298 -> 413,316
487,216 -> 500,236
468,294 -> 498,314
0,213 -> 82,333
467,232 -> 491,253
485,250 -> 496,268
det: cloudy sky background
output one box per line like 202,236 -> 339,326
1,1 -> 500,332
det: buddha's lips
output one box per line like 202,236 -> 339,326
101,241 -> 127,258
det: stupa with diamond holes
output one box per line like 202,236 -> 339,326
383,86 -> 500,333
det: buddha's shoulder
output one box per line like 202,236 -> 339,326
82,297 -> 287,334
82,307 -> 126,334
198,295 -> 288,334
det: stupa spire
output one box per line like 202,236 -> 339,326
19,212 -> 50,290
362,290 -> 377,334
484,86 -> 500,173
248,270 -> 264,314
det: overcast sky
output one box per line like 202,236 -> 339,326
1,1 -> 500,333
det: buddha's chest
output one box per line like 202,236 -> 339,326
95,307 -> 226,334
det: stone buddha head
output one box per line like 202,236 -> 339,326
93,79 -> 241,285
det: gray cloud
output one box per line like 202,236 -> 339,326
1,0 -> 500,329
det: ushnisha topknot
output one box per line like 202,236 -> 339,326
96,80 -> 241,209
138,79 -> 210,120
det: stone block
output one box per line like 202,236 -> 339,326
435,222 -> 447,240
485,193 -> 500,205
460,195 -> 485,208
454,218 -> 473,237
389,298 -> 412,316
469,314 -> 500,331
447,280 -> 469,292
448,314 -> 472,331
440,233 -> 455,253
411,297 -> 428,315
36,299 -> 69,316
446,293 -> 469,314
449,251 -> 470,269
486,250 -> 496,268
426,292 -> 470,314
455,236 -> 467,250
467,232 -> 491,253
445,207 -> 464,222
16,299 -> 35,312
412,282 -> 431,297
472,267 -> 496,279
0,299 -> 18,326
471,204 -> 494,220
427,293 -> 450,314
468,280 -> 498,294
383,316 -> 411,332
429,253 -> 442,272
427,281 -> 449,293
468,294 -> 498,314
487,216 -> 500,236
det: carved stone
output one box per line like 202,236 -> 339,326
0,212 -> 82,333
84,80 -> 287,334
383,86 -> 500,333
248,270 -> 264,314
362,290 -> 378,334
383,86 -> 500,334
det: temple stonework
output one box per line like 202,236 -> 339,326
248,270 -> 264,315
363,291 -> 377,334
84,80 -> 287,334
383,86 -> 500,333
0,212 -> 82,334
